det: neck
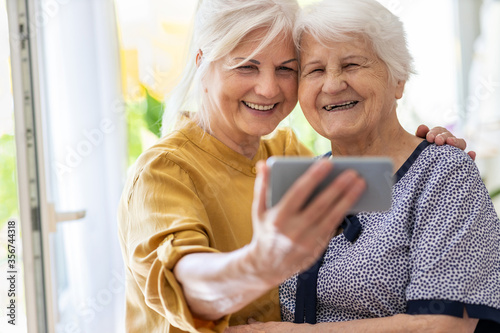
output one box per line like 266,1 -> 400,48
217,135 -> 260,159
330,118 -> 423,173
199,120 -> 261,159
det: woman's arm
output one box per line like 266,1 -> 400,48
174,160 -> 366,321
225,309 -> 478,333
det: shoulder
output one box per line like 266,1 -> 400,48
132,130 -> 190,174
418,143 -> 476,176
124,129 -> 198,197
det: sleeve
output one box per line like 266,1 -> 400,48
123,154 -> 229,332
405,150 -> 500,325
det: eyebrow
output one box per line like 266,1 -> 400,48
233,57 -> 298,65
342,55 -> 368,62
301,60 -> 322,70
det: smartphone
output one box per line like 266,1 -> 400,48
266,156 -> 394,214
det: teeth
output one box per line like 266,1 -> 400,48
244,101 -> 276,111
325,101 -> 357,111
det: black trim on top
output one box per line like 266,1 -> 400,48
293,255 -> 323,324
394,140 -> 431,183
407,300 -> 500,332
341,215 -> 362,243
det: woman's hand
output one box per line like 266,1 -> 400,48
416,125 -> 476,160
245,160 -> 366,288
225,311 -> 478,333
173,159 -> 365,322
225,320 -> 307,333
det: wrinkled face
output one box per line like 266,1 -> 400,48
298,33 -> 405,142
203,28 -> 298,145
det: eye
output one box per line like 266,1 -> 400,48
307,68 -> 324,75
277,66 -> 296,72
236,65 -> 257,72
343,63 -> 359,69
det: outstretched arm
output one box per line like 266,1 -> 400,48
174,160 -> 365,321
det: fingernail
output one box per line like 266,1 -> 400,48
316,159 -> 331,170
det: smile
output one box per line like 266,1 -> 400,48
324,101 -> 358,111
243,101 -> 276,111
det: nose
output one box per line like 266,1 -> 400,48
322,72 -> 348,95
255,71 -> 280,99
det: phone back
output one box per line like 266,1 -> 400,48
267,157 -> 394,214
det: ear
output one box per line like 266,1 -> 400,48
395,80 -> 406,100
196,49 -> 203,68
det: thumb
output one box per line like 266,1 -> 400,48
415,124 -> 430,139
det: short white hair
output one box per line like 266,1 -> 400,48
162,0 -> 299,135
294,0 -> 414,83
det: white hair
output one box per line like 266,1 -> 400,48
294,0 -> 415,83
161,0 -> 299,136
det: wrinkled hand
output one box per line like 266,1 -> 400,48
245,160 -> 365,288
416,125 -> 476,161
225,320 -> 306,333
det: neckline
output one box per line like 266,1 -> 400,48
175,115 -> 264,176
321,140 -> 432,184
394,140 -> 431,183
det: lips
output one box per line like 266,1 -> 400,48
243,101 -> 277,111
324,101 -> 358,111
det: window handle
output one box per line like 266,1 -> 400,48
47,202 -> 86,233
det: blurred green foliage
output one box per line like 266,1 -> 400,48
126,98 -> 149,166
144,88 -> 163,138
125,87 -> 163,166
0,134 -> 19,230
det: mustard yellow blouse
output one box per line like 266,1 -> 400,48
118,116 -> 313,333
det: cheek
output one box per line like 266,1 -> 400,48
298,82 -> 316,110
282,76 -> 298,99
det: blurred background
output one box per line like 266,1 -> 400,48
1,0 -> 499,332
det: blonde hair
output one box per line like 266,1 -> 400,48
161,0 -> 299,135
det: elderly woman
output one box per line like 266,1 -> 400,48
118,0 -> 472,332
266,0 -> 498,332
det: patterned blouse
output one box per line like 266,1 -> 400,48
280,141 -> 500,327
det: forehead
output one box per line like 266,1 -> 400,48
300,33 -> 374,59
230,27 -> 295,57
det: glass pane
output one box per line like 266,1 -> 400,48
0,0 -> 27,332
34,0 -> 127,331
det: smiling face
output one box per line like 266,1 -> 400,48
202,28 -> 298,149
298,33 -> 405,144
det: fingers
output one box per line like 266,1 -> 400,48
468,150 -> 477,161
301,169 -> 362,223
276,159 -> 334,215
415,124 -> 430,139
424,125 -> 447,144
317,175 -> 365,233
299,171 -> 365,250
279,167 -> 365,246
446,137 -> 466,150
